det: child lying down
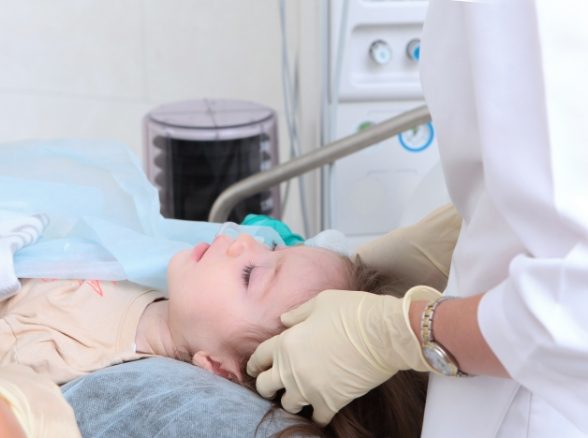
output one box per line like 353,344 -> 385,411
0,140 -> 457,437
0,232 -> 428,438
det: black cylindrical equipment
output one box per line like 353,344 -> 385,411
143,99 -> 280,223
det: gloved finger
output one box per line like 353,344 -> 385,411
246,336 -> 278,377
312,403 -> 337,427
280,296 -> 316,327
255,367 -> 285,399
280,388 -> 308,414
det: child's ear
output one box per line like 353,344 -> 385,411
192,351 -> 241,383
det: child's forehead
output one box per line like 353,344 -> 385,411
278,245 -> 349,284
282,244 -> 343,264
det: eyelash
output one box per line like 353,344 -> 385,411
241,242 -> 278,286
241,264 -> 254,286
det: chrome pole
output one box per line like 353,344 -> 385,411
208,105 -> 431,223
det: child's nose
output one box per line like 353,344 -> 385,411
226,234 -> 256,258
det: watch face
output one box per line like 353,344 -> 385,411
423,344 -> 459,376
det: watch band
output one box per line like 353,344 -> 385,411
421,296 -> 469,377
421,296 -> 453,345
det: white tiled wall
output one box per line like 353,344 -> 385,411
0,0 -> 323,235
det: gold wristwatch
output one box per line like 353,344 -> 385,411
420,296 -> 468,377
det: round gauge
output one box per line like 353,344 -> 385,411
398,122 -> 434,152
369,40 -> 392,65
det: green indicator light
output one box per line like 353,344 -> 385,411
357,121 -> 375,132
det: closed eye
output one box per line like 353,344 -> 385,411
241,242 -> 278,287
241,264 -> 254,286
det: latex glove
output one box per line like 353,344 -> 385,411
0,365 -> 81,438
357,204 -> 461,296
247,286 -> 441,425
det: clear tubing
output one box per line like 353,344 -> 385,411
215,221 -> 242,240
215,221 -> 283,248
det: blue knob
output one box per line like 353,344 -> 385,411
406,38 -> 421,62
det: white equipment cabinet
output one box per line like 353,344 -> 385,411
322,0 -> 449,249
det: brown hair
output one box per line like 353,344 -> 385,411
237,255 -> 428,438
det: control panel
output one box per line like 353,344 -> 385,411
323,0 -> 449,248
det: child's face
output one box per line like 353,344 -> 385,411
167,233 -> 350,381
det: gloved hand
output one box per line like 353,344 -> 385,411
247,286 -> 441,425
357,204 -> 461,296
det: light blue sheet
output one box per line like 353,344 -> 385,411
0,139 -> 283,291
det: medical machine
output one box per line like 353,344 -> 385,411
143,99 -> 280,223
322,0 -> 449,248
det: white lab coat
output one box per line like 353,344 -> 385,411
419,1 -> 588,436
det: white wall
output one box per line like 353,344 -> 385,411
0,0 -> 323,236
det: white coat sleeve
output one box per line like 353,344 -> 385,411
466,1 -> 588,432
